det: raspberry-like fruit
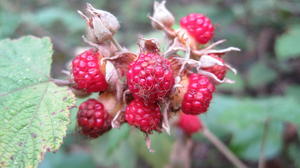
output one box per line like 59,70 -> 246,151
72,49 -> 108,93
182,73 -> 215,115
127,52 -> 175,103
178,113 -> 203,136
125,99 -> 162,133
180,13 -> 214,44
77,99 -> 112,138
202,54 -> 227,80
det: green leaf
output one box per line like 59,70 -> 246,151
90,131 -> 137,168
218,72 -> 245,91
248,62 -> 277,87
39,150 -> 96,168
275,25 -> 300,61
288,144 -> 300,168
129,131 -> 173,168
0,36 -> 75,168
0,11 -> 20,39
204,95 -> 300,160
286,85 -> 300,100
230,122 -> 282,160
106,125 -> 131,155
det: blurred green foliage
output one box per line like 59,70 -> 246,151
1,0 -> 300,167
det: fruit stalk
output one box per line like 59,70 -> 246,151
202,126 -> 248,168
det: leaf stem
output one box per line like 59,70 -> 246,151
202,126 -> 248,168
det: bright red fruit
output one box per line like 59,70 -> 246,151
127,52 -> 174,103
180,13 -> 214,44
182,73 -> 215,115
178,113 -> 203,136
202,54 -> 227,80
72,49 -> 108,93
125,99 -> 162,133
77,99 -> 112,138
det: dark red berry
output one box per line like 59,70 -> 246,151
202,54 -> 227,80
125,99 -> 162,133
77,99 -> 112,138
182,74 -> 215,115
178,113 -> 203,136
180,13 -> 214,44
127,52 -> 175,103
72,49 -> 108,93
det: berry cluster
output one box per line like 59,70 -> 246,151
67,2 -> 239,148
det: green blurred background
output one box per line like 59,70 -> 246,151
1,0 -> 300,167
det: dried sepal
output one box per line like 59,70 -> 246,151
175,28 -> 198,50
111,110 -> 125,128
225,63 -> 237,75
107,51 -> 137,76
138,37 -> 160,53
104,60 -> 119,86
86,3 -> 120,34
198,54 -> 225,68
151,1 -> 175,30
170,75 -> 189,110
78,3 -> 120,43
164,38 -> 186,57
145,135 -> 155,153
160,101 -> 171,135
197,69 -> 235,84
168,55 -> 187,76
97,91 -> 123,116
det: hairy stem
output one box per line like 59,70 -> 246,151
202,126 -> 248,168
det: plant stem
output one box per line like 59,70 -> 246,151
111,37 -> 123,52
202,126 -> 248,168
258,118 -> 270,168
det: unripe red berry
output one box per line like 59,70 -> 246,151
202,54 -> 227,80
125,99 -> 162,134
127,52 -> 175,103
178,113 -> 203,136
182,74 -> 215,115
171,74 -> 215,115
77,99 -> 112,138
72,49 -> 108,93
180,13 -> 214,44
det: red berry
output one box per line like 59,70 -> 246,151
72,49 -> 108,93
77,99 -> 112,138
127,52 -> 175,103
182,74 -> 215,115
180,13 -> 214,44
125,99 -> 162,133
202,54 -> 227,80
178,113 -> 203,136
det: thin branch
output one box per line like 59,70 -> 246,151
110,37 -> 124,52
202,126 -> 248,168
258,118 -> 271,168
148,16 -> 176,38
